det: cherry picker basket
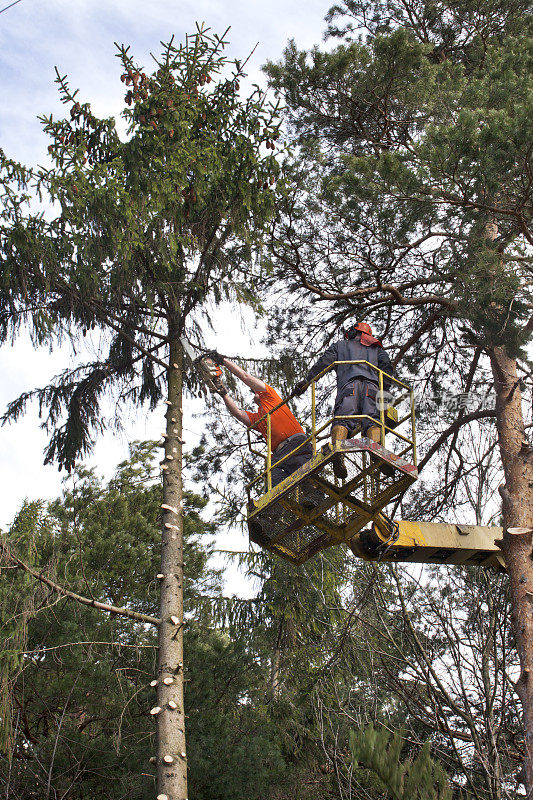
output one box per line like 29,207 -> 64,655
246,362 -> 418,564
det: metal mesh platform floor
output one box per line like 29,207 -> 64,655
247,437 -> 418,564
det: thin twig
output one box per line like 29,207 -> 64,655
0,0 -> 23,14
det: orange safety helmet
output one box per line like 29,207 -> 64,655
344,321 -> 373,339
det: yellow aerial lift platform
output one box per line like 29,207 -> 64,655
245,361 -> 505,572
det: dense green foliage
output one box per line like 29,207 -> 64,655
351,725 -> 454,800
0,26 -> 284,470
265,0 -> 532,352
0,445 -> 288,799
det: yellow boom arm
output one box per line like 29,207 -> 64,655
348,517 -> 505,572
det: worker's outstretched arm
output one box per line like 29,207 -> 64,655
306,342 -> 339,384
221,392 -> 251,427
222,358 -> 266,393
292,342 -> 339,396
211,374 -> 252,427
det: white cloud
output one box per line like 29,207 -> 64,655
1,0 -> 329,162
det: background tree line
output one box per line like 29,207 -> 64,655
0,443 -> 518,799
0,443 -> 369,799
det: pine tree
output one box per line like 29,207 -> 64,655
350,724 -> 456,800
263,0 -> 533,789
0,26 -> 283,799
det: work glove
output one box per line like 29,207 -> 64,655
205,349 -> 225,366
292,379 -> 308,397
212,376 -> 228,397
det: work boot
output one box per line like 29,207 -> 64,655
331,425 -> 348,480
367,425 -> 382,444
367,425 -> 394,477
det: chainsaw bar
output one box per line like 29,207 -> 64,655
180,337 -> 221,394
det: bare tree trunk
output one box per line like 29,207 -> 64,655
271,619 -> 283,700
155,334 -> 187,800
490,345 -> 533,797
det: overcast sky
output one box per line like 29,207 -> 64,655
0,0 -> 332,591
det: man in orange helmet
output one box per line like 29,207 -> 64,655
208,352 -> 314,489
293,322 -> 394,479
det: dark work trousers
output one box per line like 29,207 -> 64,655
333,379 -> 380,436
270,433 -> 313,488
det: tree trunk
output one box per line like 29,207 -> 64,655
156,335 -> 187,800
271,619 -> 283,700
490,345 -> 533,797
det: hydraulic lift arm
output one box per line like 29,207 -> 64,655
349,514 -> 505,572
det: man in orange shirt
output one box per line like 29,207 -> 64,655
209,352 -> 312,488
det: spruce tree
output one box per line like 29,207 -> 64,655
0,26 -> 283,799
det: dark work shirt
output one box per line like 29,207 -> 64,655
306,335 -> 394,391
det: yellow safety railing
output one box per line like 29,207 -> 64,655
245,361 -> 416,501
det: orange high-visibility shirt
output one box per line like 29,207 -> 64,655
246,384 -> 304,452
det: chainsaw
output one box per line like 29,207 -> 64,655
180,337 -> 222,394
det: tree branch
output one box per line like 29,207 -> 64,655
0,537 -> 161,626
418,409 -> 497,473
